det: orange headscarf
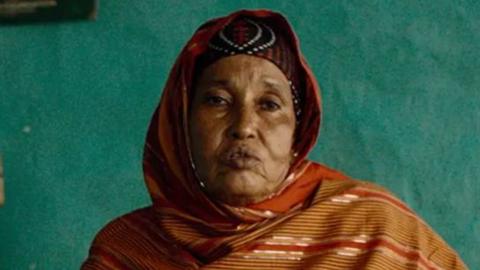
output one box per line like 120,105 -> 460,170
143,9 -> 341,225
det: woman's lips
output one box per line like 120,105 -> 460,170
223,157 -> 259,169
220,146 -> 260,169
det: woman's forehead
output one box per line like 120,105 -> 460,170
197,55 -> 290,87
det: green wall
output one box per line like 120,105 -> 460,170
1,1 -> 478,269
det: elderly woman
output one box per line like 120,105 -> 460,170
82,10 -> 466,270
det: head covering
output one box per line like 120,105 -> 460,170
143,9 -> 324,225
82,10 -> 467,270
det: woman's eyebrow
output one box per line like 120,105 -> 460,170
262,78 -> 290,97
263,77 -> 288,90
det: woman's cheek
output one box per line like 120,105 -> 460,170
199,120 -> 225,158
265,123 -> 295,158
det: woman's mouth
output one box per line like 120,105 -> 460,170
220,146 -> 260,169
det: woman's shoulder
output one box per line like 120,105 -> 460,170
81,207 -> 180,269
89,207 -> 157,245
304,162 -> 467,269
308,162 -> 440,244
307,161 -> 414,208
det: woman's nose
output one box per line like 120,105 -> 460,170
228,106 -> 257,140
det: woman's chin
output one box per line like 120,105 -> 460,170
208,172 -> 270,205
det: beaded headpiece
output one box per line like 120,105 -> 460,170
195,17 -> 303,120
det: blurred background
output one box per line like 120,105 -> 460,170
0,1 -> 478,269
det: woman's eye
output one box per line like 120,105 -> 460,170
205,95 -> 228,106
260,100 -> 281,111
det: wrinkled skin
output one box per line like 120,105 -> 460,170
189,55 -> 296,206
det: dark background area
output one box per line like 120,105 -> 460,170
0,0 -> 96,23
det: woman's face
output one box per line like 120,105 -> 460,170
189,54 -> 296,206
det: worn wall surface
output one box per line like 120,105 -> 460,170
0,1 -> 478,269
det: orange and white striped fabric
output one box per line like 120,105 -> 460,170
82,163 -> 466,269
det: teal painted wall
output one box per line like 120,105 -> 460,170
0,1 -> 478,269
